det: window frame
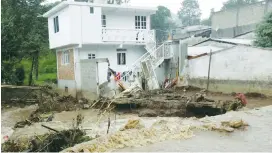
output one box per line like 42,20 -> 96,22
102,15 -> 106,27
53,16 -> 59,33
88,53 -> 96,59
117,52 -> 126,65
90,7 -> 94,14
135,16 -> 146,29
61,51 -> 70,65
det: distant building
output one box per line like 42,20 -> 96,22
173,25 -> 211,40
211,0 -> 272,38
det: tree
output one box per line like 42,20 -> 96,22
151,6 -> 175,43
255,12 -> 272,48
1,0 -> 55,84
200,9 -> 214,26
221,0 -> 258,10
178,0 -> 201,26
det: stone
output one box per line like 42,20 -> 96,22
83,104 -> 90,109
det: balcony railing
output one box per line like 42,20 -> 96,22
102,28 -> 155,44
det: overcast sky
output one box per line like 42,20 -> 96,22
46,0 -> 229,19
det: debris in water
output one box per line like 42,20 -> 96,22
120,119 -> 144,131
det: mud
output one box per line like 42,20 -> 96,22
97,88 -> 245,117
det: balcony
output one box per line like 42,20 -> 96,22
101,28 -> 155,44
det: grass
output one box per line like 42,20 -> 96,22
20,52 -> 57,86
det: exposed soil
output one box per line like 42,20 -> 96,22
95,86 -> 255,118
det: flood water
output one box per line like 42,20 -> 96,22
2,103 -> 272,151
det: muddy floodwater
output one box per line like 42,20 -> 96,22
2,95 -> 272,151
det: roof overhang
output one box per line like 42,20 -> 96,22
43,1 -> 157,18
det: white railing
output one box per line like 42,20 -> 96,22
102,28 -> 155,43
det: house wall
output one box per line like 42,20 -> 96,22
78,44 -> 146,72
48,7 -> 71,49
211,0 -> 272,38
57,49 -> 76,95
188,46 -> 272,94
48,4 -> 153,49
104,11 -> 151,29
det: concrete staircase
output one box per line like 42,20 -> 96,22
122,40 -> 173,90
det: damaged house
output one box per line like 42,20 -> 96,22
43,0 -> 187,99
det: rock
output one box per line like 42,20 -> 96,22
83,104 -> 90,109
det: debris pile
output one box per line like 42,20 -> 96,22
95,86 -> 246,117
14,87 -> 90,128
3,114 -> 91,152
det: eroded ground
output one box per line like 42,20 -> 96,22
1,87 -> 272,152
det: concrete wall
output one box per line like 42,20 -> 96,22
188,45 -> 272,81
48,7 -> 71,49
211,0 -> 272,38
78,44 -> 146,73
47,3 -> 153,49
188,45 -> 272,94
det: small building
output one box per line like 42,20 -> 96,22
211,0 -> 272,38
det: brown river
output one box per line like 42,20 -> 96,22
2,104 -> 272,152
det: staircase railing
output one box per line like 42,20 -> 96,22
121,42 -> 165,81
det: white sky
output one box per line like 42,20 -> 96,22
46,0 -> 229,19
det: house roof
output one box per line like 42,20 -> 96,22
192,38 -> 253,46
188,46 -> 224,56
43,1 -> 157,18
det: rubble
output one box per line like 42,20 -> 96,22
95,86 -> 246,117
3,114 -> 91,152
13,87 -> 91,128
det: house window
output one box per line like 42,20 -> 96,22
102,15 -> 106,27
90,7 -> 94,14
135,16 -> 146,29
53,16 -> 59,33
88,53 -> 95,59
62,51 -> 69,65
117,53 -> 126,65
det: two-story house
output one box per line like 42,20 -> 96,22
43,0 -> 175,98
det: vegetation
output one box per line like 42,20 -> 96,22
255,12 -> 272,48
221,0 -> 258,10
1,0 -> 58,85
178,0 -> 201,26
201,9 -> 214,26
151,6 -> 175,43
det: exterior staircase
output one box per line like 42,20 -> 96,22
122,39 -> 173,90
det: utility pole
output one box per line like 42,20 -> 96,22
206,50 -> 212,91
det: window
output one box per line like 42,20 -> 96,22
102,15 -> 106,27
62,51 -> 69,65
135,16 -> 146,29
88,53 -> 95,59
90,7 -> 94,14
53,16 -> 59,33
117,53 -> 126,65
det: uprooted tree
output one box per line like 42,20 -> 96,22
255,12 -> 272,48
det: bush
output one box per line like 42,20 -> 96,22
15,66 -> 25,86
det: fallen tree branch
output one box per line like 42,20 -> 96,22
41,124 -> 59,133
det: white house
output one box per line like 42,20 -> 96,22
43,0 -> 177,99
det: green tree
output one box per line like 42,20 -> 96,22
221,0 -> 258,10
1,0 -> 55,85
255,12 -> 272,48
178,0 -> 201,26
201,9 -> 214,26
151,6 -> 175,43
